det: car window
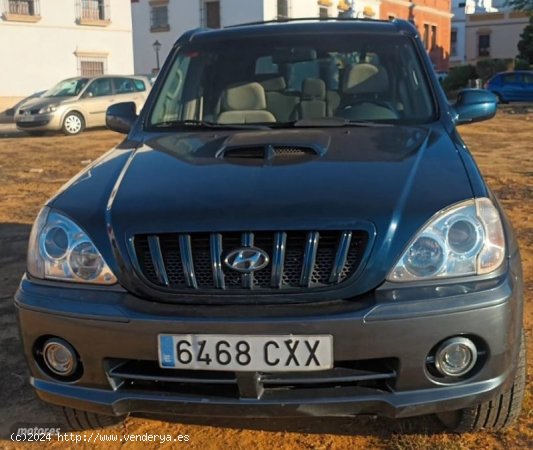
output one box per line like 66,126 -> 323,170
286,60 -> 320,91
502,74 -> 517,84
255,56 -> 279,75
134,79 -> 147,92
85,78 -> 113,97
149,33 -> 436,126
522,73 -> 533,84
43,78 -> 89,97
113,77 -> 136,94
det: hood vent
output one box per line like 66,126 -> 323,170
219,144 -> 319,164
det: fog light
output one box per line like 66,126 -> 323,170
435,337 -> 477,377
42,338 -> 77,376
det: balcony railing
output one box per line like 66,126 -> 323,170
3,0 -> 41,21
76,0 -> 110,25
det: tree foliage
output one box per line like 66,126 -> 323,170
517,16 -> 533,64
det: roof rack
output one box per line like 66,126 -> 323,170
224,17 -> 394,29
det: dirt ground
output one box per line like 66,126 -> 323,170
0,114 -> 531,449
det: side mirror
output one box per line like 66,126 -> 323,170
106,102 -> 137,134
454,89 -> 498,125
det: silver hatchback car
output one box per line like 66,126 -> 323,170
15,75 -> 151,135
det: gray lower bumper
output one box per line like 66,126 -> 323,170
15,265 -> 523,419
32,371 -> 512,419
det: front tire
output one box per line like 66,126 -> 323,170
437,330 -> 526,433
62,112 -> 85,136
58,406 -> 125,431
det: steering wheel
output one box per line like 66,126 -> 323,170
338,99 -> 399,121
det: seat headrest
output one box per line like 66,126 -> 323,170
257,75 -> 287,92
302,78 -> 326,100
343,64 -> 389,94
222,82 -> 267,111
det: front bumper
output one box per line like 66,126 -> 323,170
15,112 -> 63,131
15,259 -> 523,419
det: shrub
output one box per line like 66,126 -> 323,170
442,65 -> 476,93
514,58 -> 531,70
475,59 -> 512,82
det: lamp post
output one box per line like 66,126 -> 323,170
153,40 -> 162,73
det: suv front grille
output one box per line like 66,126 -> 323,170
132,230 -> 368,292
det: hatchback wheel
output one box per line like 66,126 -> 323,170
62,112 -> 85,135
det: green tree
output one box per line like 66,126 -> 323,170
517,16 -> 533,64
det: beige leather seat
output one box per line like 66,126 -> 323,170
338,63 -> 398,120
217,82 -> 276,124
299,78 -> 327,119
343,63 -> 389,95
258,76 -> 299,122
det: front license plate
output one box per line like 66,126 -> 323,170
158,334 -> 333,372
19,116 -> 35,122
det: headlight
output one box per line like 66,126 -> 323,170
38,105 -> 57,114
27,207 -> 117,284
388,198 -> 505,282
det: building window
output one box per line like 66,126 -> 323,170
81,60 -> 104,76
7,0 -> 37,15
478,33 -> 490,57
79,59 -> 106,77
3,0 -> 41,21
151,4 -> 169,31
319,7 -> 328,17
451,28 -> 457,57
277,0 -> 289,19
202,0 -> 220,28
77,0 -> 110,25
423,24 -> 430,50
431,25 -> 437,50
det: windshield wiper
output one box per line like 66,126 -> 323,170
275,118 -> 394,128
150,120 -> 271,130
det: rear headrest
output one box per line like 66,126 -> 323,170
257,75 -> 287,92
221,82 -> 267,111
302,78 -> 326,100
343,64 -> 389,94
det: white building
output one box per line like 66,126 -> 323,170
0,0 -> 134,98
131,0 -> 352,75
450,0 -> 510,65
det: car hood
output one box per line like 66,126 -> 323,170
18,96 -> 72,111
51,125 -> 474,294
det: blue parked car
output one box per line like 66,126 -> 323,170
486,70 -> 533,103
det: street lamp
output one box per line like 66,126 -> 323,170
153,40 -> 162,73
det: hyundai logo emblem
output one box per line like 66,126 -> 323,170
224,247 -> 269,273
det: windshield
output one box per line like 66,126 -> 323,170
149,32 -> 435,128
44,78 -> 89,98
